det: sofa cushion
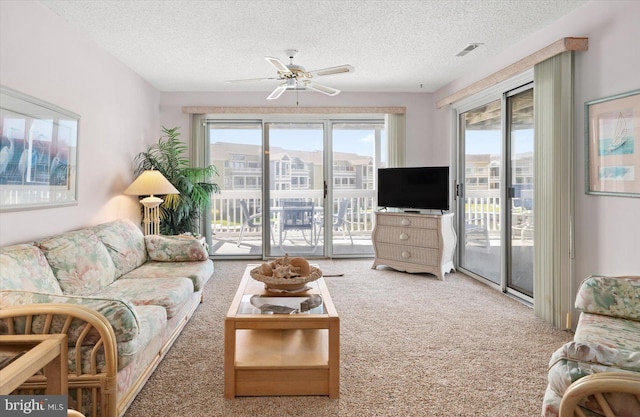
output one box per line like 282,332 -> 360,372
36,229 -> 117,295
92,219 -> 148,278
575,275 -> 640,321
93,277 -> 193,318
574,311 -> 640,353
115,305 -> 167,371
0,244 -> 62,295
144,235 -> 208,262
0,290 -> 140,343
67,305 -> 166,374
121,260 -> 213,292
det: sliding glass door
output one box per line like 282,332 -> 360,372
457,81 -> 534,301
205,117 -> 384,259
266,122 -> 325,257
208,121 -> 264,256
329,121 -> 381,256
459,99 -> 502,285
507,87 -> 534,297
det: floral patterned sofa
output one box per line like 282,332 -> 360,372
542,275 -> 640,417
0,218 -> 213,417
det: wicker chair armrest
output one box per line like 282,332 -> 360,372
0,303 -> 118,417
559,372 -> 640,417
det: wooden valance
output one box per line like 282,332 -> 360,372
182,106 -> 406,115
436,37 -> 588,109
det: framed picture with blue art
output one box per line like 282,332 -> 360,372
0,86 -> 80,211
586,89 -> 640,197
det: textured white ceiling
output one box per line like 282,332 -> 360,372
40,0 -> 587,93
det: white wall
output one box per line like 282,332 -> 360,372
433,0 -> 640,300
159,91 -> 436,166
0,1 -> 160,246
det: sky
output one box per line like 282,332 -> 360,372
466,129 -> 534,155
210,126 -> 534,157
210,127 -> 379,156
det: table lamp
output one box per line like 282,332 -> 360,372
124,170 -> 179,235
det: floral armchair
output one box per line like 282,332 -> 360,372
542,275 -> 640,417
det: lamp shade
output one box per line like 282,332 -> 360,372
124,170 -> 179,196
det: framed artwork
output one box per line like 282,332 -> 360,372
0,86 -> 80,211
585,89 -> 640,197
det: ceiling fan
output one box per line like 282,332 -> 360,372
226,49 -> 354,100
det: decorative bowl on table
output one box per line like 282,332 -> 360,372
249,255 -> 322,292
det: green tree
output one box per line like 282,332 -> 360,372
132,126 -> 220,235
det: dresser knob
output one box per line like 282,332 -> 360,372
401,218 -> 411,226
399,233 -> 409,240
401,251 -> 411,259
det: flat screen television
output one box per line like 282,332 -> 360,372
377,166 -> 450,211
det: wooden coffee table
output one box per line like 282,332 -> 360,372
224,264 -> 340,398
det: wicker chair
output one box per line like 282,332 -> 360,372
1,303 -> 118,417
559,372 -> 640,417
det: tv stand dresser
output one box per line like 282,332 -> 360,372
371,211 -> 456,280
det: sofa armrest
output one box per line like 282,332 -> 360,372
575,275 -> 640,321
559,372 -> 640,417
144,234 -> 208,262
0,290 -> 140,343
0,303 -> 118,417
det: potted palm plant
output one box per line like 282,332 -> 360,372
132,126 -> 220,235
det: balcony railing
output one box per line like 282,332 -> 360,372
209,189 -> 376,238
464,189 -> 533,243
209,189 -> 515,239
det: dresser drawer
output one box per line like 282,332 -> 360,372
375,243 -> 439,266
376,214 -> 438,229
375,225 -> 439,247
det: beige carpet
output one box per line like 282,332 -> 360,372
124,259 -> 572,417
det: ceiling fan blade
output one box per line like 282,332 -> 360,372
305,82 -> 341,96
307,64 -> 354,77
225,77 -> 280,83
265,56 -> 292,74
266,84 -> 288,100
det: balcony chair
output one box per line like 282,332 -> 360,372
237,200 -> 274,247
333,199 -> 354,245
279,200 -> 318,251
315,199 -> 353,245
512,209 -> 534,242
465,214 -> 490,247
